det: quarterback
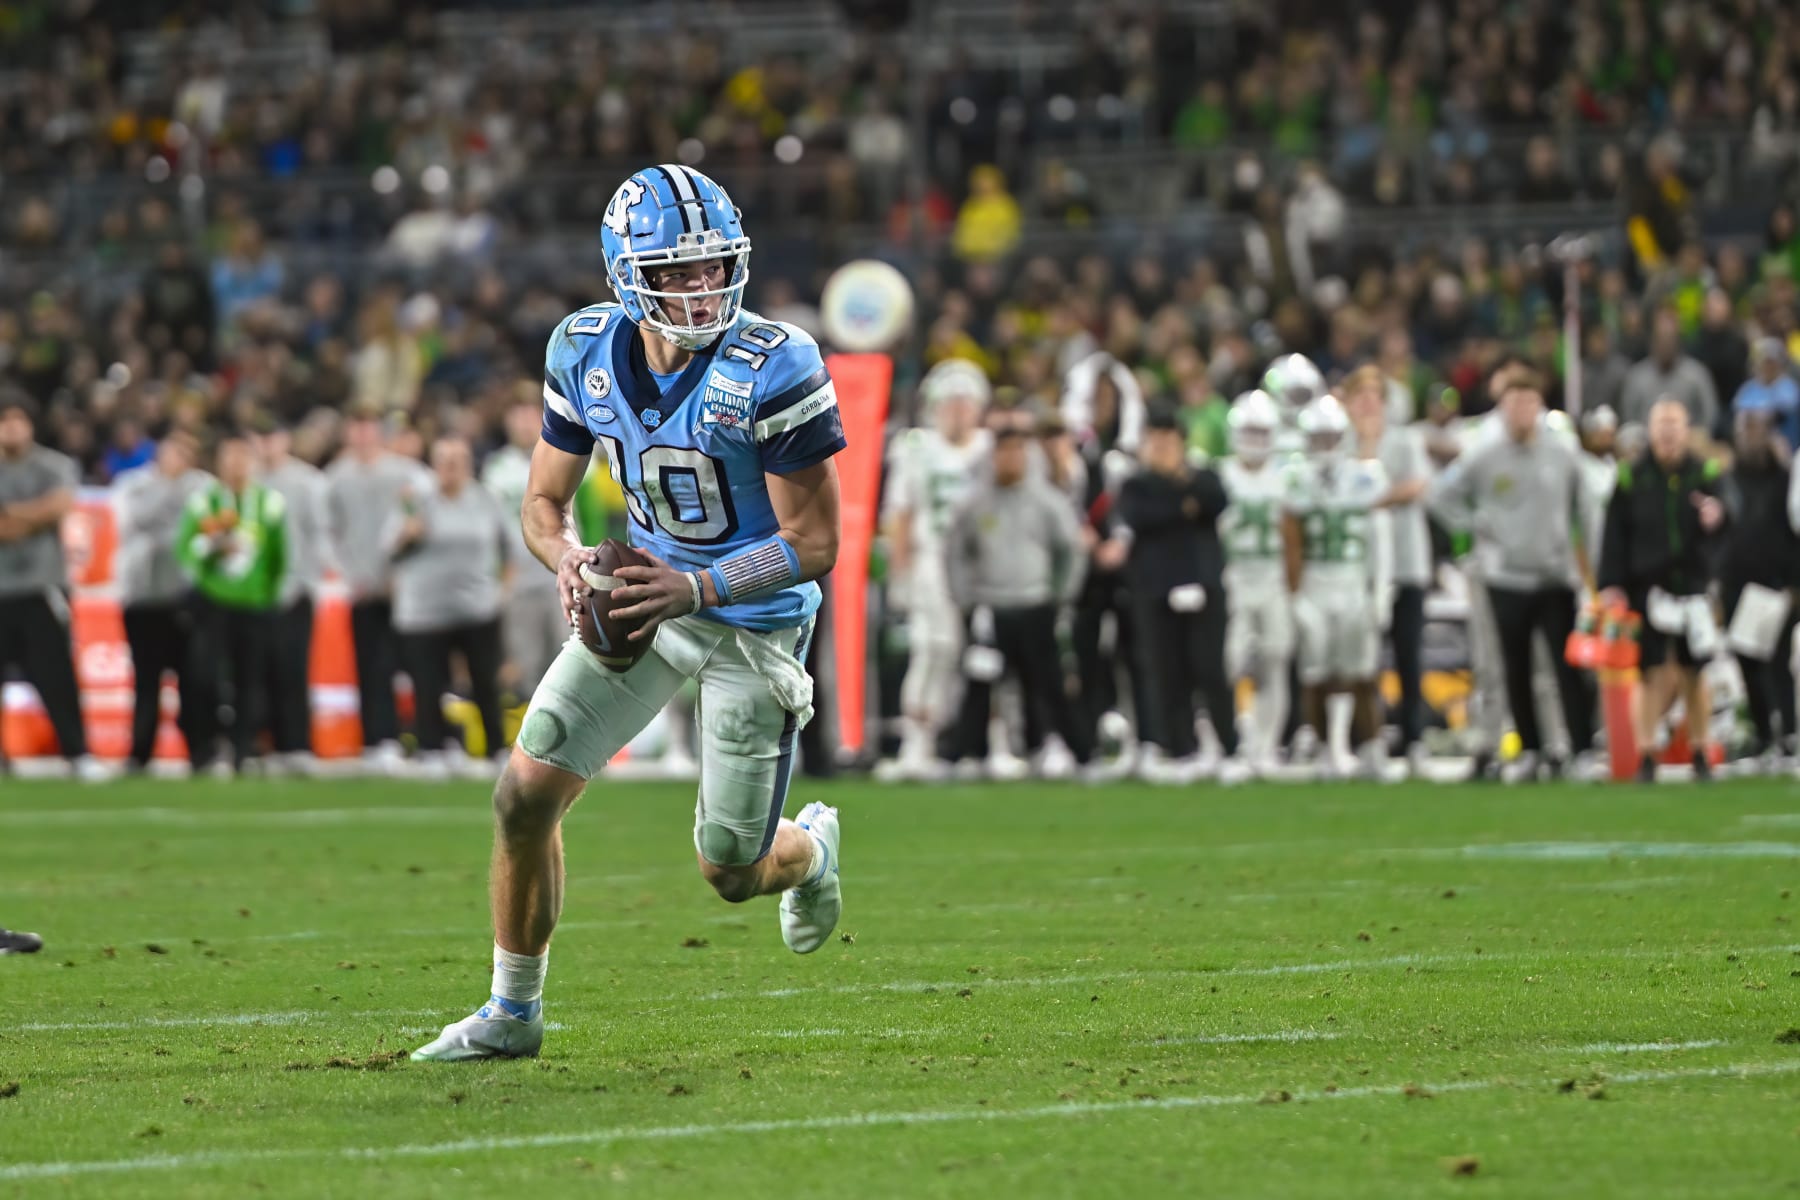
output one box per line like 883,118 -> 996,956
416,165 -> 846,1061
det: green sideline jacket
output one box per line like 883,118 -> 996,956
175,481 -> 288,610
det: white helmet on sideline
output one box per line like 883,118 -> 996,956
1227,389 -> 1281,465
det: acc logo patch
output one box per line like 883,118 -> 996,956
584,368 -> 611,400
702,371 -> 756,429
587,404 -> 616,425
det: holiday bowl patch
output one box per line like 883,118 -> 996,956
702,372 -> 755,428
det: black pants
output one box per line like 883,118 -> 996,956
949,604 -> 1091,763
0,591 -> 87,759
268,598 -> 314,755
1723,580 -> 1798,749
1131,592 -> 1238,759
122,599 -> 209,768
350,599 -> 401,747
1484,584 -> 1594,755
401,619 -> 505,757
1389,584 -> 1427,751
193,598 -> 275,767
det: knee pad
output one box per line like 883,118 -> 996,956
696,817 -> 770,868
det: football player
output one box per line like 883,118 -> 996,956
1261,353 -> 1327,457
1219,390 -> 1295,775
879,358 -> 992,780
415,165 -> 847,1062
1283,395 -> 1391,778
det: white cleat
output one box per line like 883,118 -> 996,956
410,999 -> 544,1062
780,802 -> 841,954
73,756 -> 119,784
1216,756 -> 1254,786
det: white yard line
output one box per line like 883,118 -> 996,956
708,941 -> 1800,1002
3,1059 -> 1796,1182
1452,841 -> 1800,861
1147,1030 -> 1341,1047
0,806 -> 486,827
1572,1039 -> 1727,1054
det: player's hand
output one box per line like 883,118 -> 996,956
1095,538 -> 1129,571
1598,586 -> 1629,613
610,550 -> 704,640
556,544 -> 601,628
1691,492 -> 1724,532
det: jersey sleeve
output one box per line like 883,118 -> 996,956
541,311 -> 598,456
753,328 -> 847,475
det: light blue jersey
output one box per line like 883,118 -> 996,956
541,304 -> 846,632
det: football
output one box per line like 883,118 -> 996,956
575,538 -> 655,672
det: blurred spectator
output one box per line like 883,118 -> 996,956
1104,409 -> 1239,782
255,418 -> 332,772
176,430 -> 288,774
1718,403 -> 1797,763
1579,325 -> 1630,419
1428,372 -> 1596,780
481,388 -> 566,698
326,408 -> 425,768
1733,339 -> 1799,451
1692,289 -> 1748,438
141,243 -> 216,371
350,293 -> 426,415
114,429 -> 211,773
1599,400 -> 1729,782
1620,310 -> 1719,434
1515,136 -> 1575,204
1345,366 -> 1433,766
943,424 -> 1090,773
386,434 -> 510,774
209,221 -> 285,338
951,165 -> 1021,265
100,418 -> 155,482
0,390 -> 106,780
1625,138 -> 1692,273
1284,162 -> 1347,295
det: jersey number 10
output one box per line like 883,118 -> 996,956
597,435 -> 741,546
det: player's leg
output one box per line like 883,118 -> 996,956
691,627 -> 819,902
412,634 -> 687,1062
687,623 -> 841,952
1255,597 -> 1296,771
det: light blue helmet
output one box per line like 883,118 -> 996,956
600,164 -> 751,350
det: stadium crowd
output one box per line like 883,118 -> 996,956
3,0 -> 1800,781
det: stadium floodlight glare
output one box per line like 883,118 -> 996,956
421,164 -> 451,195
677,137 -> 705,165
371,165 -> 400,194
774,135 -> 804,164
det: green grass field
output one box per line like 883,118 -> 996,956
2,774 -> 1798,1198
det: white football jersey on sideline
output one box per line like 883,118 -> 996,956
886,427 -> 992,570
1219,457 -> 1289,597
1285,456 -> 1388,590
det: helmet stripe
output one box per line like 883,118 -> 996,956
654,163 -> 709,233
675,164 -> 713,230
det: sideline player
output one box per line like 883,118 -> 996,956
1219,390 -> 1295,774
1284,394 -> 1391,777
415,165 -> 846,1061
878,358 -> 992,779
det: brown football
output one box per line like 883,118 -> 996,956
575,538 -> 655,672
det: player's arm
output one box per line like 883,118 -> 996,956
0,478 -> 73,539
1281,512 -> 1303,592
523,438 -> 600,626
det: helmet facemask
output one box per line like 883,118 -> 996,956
612,229 -> 752,350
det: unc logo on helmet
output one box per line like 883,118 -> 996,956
599,164 -> 752,351
603,178 -> 647,239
